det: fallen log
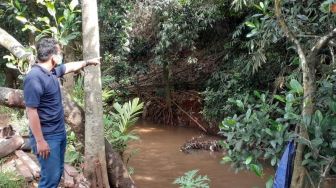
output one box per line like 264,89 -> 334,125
15,150 -> 40,178
0,135 -> 24,158
15,159 -> 34,182
0,86 -> 135,187
64,169 -> 75,188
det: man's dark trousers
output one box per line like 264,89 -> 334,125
31,133 -> 66,188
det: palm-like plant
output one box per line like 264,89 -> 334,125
104,98 -> 144,153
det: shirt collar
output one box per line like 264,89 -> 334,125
32,64 -> 55,76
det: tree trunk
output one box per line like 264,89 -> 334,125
81,1 -> 110,187
291,56 -> 316,188
4,65 -> 22,88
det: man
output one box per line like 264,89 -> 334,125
23,38 -> 99,188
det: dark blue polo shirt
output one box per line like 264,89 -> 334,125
23,64 -> 66,138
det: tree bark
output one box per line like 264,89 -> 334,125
82,1 -> 110,186
0,135 -> 24,158
0,28 -> 34,68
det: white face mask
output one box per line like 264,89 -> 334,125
54,54 -> 63,65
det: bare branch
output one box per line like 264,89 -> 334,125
311,28 -> 336,56
330,40 -> 336,47
329,46 -> 335,65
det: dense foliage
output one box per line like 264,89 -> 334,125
1,0 -> 336,187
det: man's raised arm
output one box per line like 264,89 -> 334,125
64,57 -> 100,74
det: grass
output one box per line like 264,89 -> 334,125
0,171 -> 26,188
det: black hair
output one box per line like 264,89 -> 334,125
36,38 -> 59,62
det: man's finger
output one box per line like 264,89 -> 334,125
39,151 -> 44,159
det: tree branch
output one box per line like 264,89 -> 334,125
311,28 -> 336,56
274,0 -> 306,61
0,28 -> 34,66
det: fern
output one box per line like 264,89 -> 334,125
173,170 -> 210,188
104,98 -> 144,152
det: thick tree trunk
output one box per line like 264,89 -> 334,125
82,0 -> 110,187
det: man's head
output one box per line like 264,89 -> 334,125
36,38 -> 63,66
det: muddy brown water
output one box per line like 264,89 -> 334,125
126,123 -> 274,188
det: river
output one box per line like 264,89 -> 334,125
126,123 -> 273,188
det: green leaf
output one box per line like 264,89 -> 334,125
222,156 -> 232,163
63,9 -> 70,20
236,100 -> 244,109
224,118 -> 236,126
265,128 -> 273,136
314,110 -> 323,125
270,140 -> 276,149
15,16 -> 28,24
311,138 -> 323,148
297,14 -> 308,21
49,26 -> 58,35
265,176 -> 274,188
14,0 -> 21,9
245,21 -> 256,28
37,17 -> 50,25
245,156 -> 253,165
245,108 -> 252,119
22,24 -> 40,32
320,1 -> 331,13
69,0 -> 79,11
45,2 -> 56,17
289,79 -> 303,94
274,95 -> 285,103
250,164 -> 263,177
332,140 -> 336,148
271,157 -> 277,166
